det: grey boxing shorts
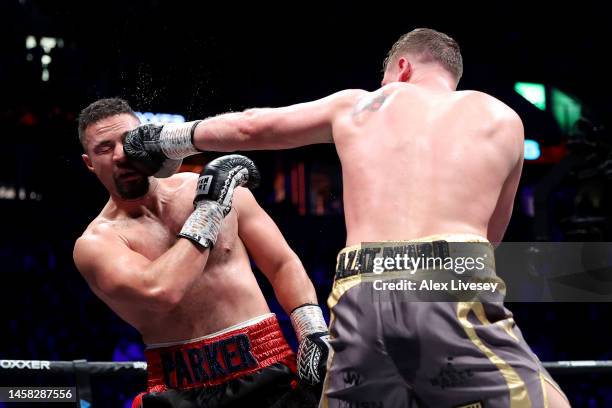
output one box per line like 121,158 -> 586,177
320,234 -> 567,408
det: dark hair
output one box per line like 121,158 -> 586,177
383,28 -> 463,82
78,98 -> 138,149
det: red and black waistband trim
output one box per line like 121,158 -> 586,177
144,315 -> 295,391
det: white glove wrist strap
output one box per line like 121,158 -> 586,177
178,200 -> 223,248
290,304 -> 327,343
159,121 -> 201,159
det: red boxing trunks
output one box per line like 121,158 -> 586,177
132,313 -> 301,408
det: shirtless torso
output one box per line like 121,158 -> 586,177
75,101 -> 328,405
334,83 -> 523,245
74,113 -> 316,346
76,174 -> 270,344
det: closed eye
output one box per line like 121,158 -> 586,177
94,142 -> 113,155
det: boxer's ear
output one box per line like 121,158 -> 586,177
82,154 -> 94,172
398,57 -> 413,82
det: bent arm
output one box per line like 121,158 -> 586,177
234,188 -> 318,313
74,232 -> 209,313
192,89 -> 365,152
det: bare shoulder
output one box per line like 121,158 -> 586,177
157,171 -> 199,199
459,91 -> 524,164
74,218 -> 125,272
459,90 -> 523,124
358,83 -> 406,99
352,83 -> 417,112
332,88 -> 370,111
164,171 -> 199,189
335,88 -> 370,101
478,92 -> 523,137
350,85 -> 403,115
78,206 -> 115,241
77,215 -> 126,248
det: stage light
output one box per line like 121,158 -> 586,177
25,36 -> 36,49
39,37 -> 57,53
551,88 -> 582,135
514,82 -> 546,111
524,139 -> 541,160
134,112 -> 186,124
24,35 -> 62,82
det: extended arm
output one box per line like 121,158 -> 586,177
123,90 -> 366,177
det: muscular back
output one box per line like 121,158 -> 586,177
333,83 -> 524,244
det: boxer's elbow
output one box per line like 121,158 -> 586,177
143,285 -> 183,313
239,108 -> 288,150
95,277 -> 180,314
238,109 -> 268,145
113,272 -> 184,313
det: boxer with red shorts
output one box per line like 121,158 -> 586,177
73,99 -> 330,407
133,315 -> 298,407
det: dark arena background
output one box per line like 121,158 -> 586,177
1,1 -> 612,407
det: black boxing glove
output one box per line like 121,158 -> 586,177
194,154 -> 260,213
291,304 -> 331,385
123,121 -> 202,178
178,155 -> 260,248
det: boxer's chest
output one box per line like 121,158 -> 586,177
119,199 -> 238,262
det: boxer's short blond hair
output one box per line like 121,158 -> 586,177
384,28 -> 463,82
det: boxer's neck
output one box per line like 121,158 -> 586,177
409,69 -> 455,92
111,178 -> 162,217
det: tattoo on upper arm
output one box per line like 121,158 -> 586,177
352,90 -> 389,116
